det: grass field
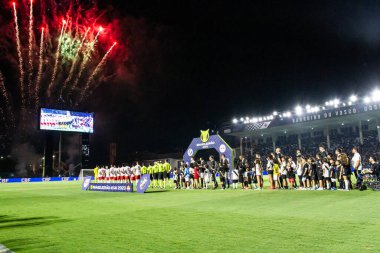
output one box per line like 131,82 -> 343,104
0,180 -> 379,253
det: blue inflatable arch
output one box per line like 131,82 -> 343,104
183,134 -> 235,170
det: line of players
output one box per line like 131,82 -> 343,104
95,162 -> 142,183
94,160 -> 172,189
94,145 -> 379,191
171,146 -> 376,191
172,154 -> 234,190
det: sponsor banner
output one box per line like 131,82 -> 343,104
1,177 -> 80,184
87,182 -> 134,192
82,177 -> 92,190
136,174 -> 151,193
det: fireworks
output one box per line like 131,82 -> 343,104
0,0 -> 121,131
80,42 -> 117,103
12,2 -> 25,107
35,27 -> 45,111
28,0 -> 34,101
47,19 -> 67,96
0,71 -> 14,127
71,26 -> 104,94
62,27 -> 90,93
0,71 -> 10,108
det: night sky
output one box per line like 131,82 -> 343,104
3,0 -> 380,164
86,0 -> 380,162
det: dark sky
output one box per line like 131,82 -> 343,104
56,1 -> 380,162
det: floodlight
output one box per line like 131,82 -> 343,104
371,89 -> 380,102
295,105 -> 303,116
349,95 -> 357,102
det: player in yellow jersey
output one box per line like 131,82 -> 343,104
93,165 -> 99,182
141,163 -> 148,175
148,163 -> 154,188
163,160 -> 172,189
273,162 -> 280,189
153,162 -> 159,188
158,161 -> 165,189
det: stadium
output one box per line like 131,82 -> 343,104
220,92 -> 380,165
1,95 -> 380,253
1,1 -> 380,253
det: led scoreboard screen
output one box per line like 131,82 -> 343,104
39,108 -> 94,133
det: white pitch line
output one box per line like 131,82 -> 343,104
0,244 -> 14,253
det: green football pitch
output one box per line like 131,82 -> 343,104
0,181 -> 379,253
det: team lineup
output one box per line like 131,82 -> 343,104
94,160 -> 172,188
93,145 -> 380,191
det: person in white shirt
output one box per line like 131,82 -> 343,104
120,166 -> 126,182
296,157 -> 304,189
289,157 -> 297,188
105,166 -> 110,182
280,157 -> 288,189
134,162 -> 142,182
231,167 -> 239,189
266,155 -> 275,189
204,166 -> 211,189
351,147 -> 362,180
254,158 -> 263,190
125,166 -> 131,182
322,158 -> 331,190
97,167 -> 104,182
110,166 -> 115,182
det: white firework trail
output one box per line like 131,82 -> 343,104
28,0 -> 34,100
0,71 -> 15,127
0,71 -> 10,107
12,2 -> 25,107
35,27 -> 45,111
63,27 -> 90,89
71,28 -> 102,92
79,42 -> 117,103
47,20 -> 67,95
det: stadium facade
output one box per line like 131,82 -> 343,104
219,98 -> 380,157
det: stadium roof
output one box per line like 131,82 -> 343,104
221,101 -> 380,138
